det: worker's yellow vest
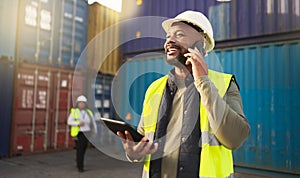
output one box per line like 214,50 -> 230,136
70,108 -> 93,137
142,70 -> 234,178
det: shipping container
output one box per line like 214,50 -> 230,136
92,73 -> 118,119
55,0 -> 89,68
0,59 -> 15,158
120,0 -> 300,55
0,0 -> 88,68
88,73 -> 122,154
113,40 -> 300,176
87,3 -> 120,75
214,40 -> 300,176
112,53 -> 171,127
0,0 -> 18,59
9,63 -> 86,156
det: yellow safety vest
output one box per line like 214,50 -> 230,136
142,70 -> 234,178
70,108 -> 93,137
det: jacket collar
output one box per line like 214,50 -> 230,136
167,68 -> 194,89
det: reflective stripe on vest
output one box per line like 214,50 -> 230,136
70,108 -> 93,137
141,70 -> 234,178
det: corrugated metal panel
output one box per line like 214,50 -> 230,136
120,0 -> 218,54
14,0 -> 88,68
120,0 -> 300,54
16,0 -> 55,64
231,0 -> 300,39
56,0 -> 89,68
51,70 -> 86,150
112,54 -> 171,127
213,40 -> 300,174
209,3 -> 230,40
0,59 -> 14,158
87,3 -> 120,75
10,64 -> 86,156
0,0 -> 18,59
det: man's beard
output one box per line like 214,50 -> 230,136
165,48 -> 189,68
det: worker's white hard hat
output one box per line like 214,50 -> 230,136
76,95 -> 87,103
162,10 -> 215,53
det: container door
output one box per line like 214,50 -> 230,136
55,0 -> 88,68
50,71 -> 72,149
16,0 -> 54,65
50,70 -> 86,149
10,66 -> 52,155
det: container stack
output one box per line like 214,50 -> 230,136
86,2 -> 120,121
0,0 -> 89,157
0,0 -> 122,157
118,0 -> 300,176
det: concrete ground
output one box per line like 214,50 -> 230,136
0,148 -> 143,178
0,147 -> 297,178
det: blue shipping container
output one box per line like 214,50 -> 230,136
55,0 -> 89,68
0,59 -> 15,158
120,0 -> 300,54
111,53 -> 171,127
6,0 -> 89,68
114,41 -> 300,175
214,41 -> 300,175
93,73 -> 118,119
120,0 -> 218,55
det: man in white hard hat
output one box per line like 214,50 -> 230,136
118,10 -> 250,178
67,95 -> 97,172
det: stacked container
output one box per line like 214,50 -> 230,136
87,2 -> 120,120
84,3 -> 122,151
87,3 -> 120,75
15,0 -> 88,68
93,74 -> 117,119
0,0 -> 89,156
11,64 -> 86,155
120,0 -> 300,55
119,0 -> 300,176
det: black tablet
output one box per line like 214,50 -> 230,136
100,117 -> 144,142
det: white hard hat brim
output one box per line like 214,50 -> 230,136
162,18 -> 196,34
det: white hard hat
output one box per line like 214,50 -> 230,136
76,95 -> 87,103
162,10 -> 215,53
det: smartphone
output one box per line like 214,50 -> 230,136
176,41 -> 205,66
193,41 -> 206,56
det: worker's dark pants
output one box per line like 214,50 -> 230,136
75,132 -> 88,170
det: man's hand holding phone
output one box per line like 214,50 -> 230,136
184,41 -> 208,78
117,131 -> 158,161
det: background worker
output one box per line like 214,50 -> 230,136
117,10 -> 250,178
67,95 -> 97,172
